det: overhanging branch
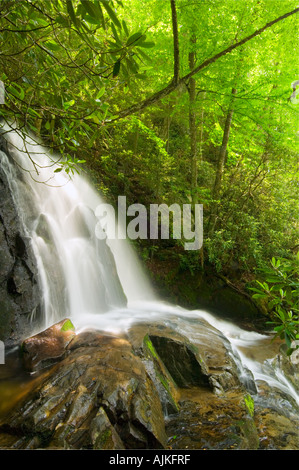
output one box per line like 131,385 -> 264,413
113,7 -> 299,122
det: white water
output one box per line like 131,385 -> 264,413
0,124 -> 154,327
1,123 -> 298,410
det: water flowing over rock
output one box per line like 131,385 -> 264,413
0,124 -> 298,450
0,317 -> 298,450
127,320 -> 242,395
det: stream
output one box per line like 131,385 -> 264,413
0,123 -> 298,449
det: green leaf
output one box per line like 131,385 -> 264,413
7,83 -> 25,100
284,332 -> 292,348
94,1 -> 106,28
111,22 -> 121,42
96,86 -> 106,99
125,57 -> 138,74
113,60 -> 121,77
83,14 -> 100,25
126,32 -> 144,47
80,0 -> 98,18
248,287 -> 264,293
66,0 -> 80,29
100,0 -> 121,29
136,47 -> 151,62
81,0 -> 106,28
60,319 -> 75,332
138,41 -> 155,48
44,40 -> 60,51
56,14 -> 70,27
27,107 -> 40,118
63,99 -> 75,110
122,19 -> 129,36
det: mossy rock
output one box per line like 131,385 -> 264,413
143,334 -> 180,414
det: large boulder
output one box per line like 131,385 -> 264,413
127,318 -> 244,395
21,318 -> 76,372
0,329 -> 167,450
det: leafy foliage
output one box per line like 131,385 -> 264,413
249,256 -> 299,352
0,0 -> 155,170
0,0 -> 298,334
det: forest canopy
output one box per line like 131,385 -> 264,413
0,0 -> 298,337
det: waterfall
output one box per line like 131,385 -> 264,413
0,123 -> 154,331
0,122 -> 298,413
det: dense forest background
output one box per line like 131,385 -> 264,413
0,0 -> 298,346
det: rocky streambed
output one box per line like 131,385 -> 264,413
0,316 -> 298,450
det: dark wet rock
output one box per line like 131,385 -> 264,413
0,144 -> 42,347
166,388 -> 259,450
0,329 -> 167,450
146,259 -> 263,323
127,319 -> 242,395
0,318 -> 298,450
254,403 -> 299,450
90,407 -> 125,450
275,344 -> 299,391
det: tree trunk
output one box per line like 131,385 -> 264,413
187,36 -> 204,270
199,93 -> 205,164
188,37 -> 197,207
209,88 -> 237,235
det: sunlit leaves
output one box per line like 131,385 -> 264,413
100,0 -> 121,29
249,255 -> 299,351
81,0 -> 102,23
6,83 -> 25,101
126,32 -> 145,47
54,156 -> 87,175
66,0 -> 80,29
0,0 -> 157,165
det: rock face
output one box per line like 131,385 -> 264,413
0,137 -> 42,346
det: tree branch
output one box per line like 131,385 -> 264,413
182,7 -> 299,83
113,7 -> 299,122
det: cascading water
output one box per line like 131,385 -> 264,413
0,123 -> 154,331
0,122 -> 298,418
